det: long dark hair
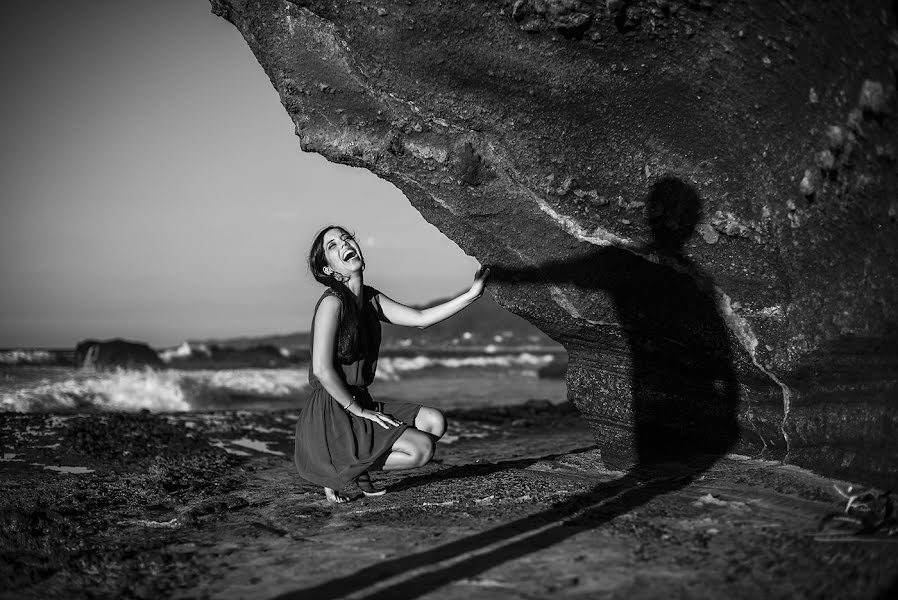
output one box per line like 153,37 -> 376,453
308,225 -> 364,363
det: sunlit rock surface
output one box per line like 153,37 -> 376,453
210,0 -> 898,486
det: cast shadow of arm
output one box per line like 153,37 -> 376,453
488,256 -> 740,466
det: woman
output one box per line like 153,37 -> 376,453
296,225 -> 490,503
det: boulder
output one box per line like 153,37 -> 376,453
210,0 -> 898,486
74,339 -> 164,371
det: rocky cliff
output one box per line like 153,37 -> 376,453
210,0 -> 898,486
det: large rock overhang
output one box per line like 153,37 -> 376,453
210,0 -> 898,487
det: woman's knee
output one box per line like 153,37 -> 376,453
415,407 -> 447,438
394,429 -> 435,468
410,434 -> 435,467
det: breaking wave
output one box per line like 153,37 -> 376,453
0,368 -> 311,413
375,352 -> 557,381
0,349 -> 59,366
1,352 -> 563,412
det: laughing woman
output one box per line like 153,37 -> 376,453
296,225 -> 490,503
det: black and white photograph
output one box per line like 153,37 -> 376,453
2,1 -> 897,598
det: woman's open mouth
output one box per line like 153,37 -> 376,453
342,249 -> 358,261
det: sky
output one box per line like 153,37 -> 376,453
0,0 -> 478,348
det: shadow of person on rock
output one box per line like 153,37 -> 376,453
612,176 -> 741,472
499,177 -> 742,476
275,178 -> 742,600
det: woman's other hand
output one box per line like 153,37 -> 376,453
357,409 -> 403,429
469,266 -> 491,299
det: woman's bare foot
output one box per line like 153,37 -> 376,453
356,472 -> 386,497
324,487 -> 350,503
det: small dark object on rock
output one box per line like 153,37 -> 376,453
452,141 -> 490,186
619,6 -> 642,31
846,108 -> 864,135
387,133 -> 404,156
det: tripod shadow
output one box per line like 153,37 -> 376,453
276,178 -> 741,599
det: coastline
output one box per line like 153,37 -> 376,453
2,404 -> 895,598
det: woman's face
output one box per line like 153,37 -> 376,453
322,228 -> 364,278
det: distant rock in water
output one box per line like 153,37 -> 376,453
74,339 -> 164,371
537,356 -> 568,379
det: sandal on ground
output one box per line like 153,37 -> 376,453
816,485 -> 897,541
356,472 -> 386,497
324,487 -> 351,504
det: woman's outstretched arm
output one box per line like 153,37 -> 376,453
312,295 -> 400,429
374,266 -> 490,329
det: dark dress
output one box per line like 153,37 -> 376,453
294,285 -> 422,490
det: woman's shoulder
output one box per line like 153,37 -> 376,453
315,289 -> 343,311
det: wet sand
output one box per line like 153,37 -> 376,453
1,404 -> 896,599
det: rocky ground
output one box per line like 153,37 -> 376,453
1,403 -> 896,599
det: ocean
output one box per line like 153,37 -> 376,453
0,350 -> 567,413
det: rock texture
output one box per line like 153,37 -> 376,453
210,0 -> 898,486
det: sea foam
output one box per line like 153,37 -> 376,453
0,349 -> 57,365
1,369 -> 190,412
375,352 -> 555,381
1,351 -> 560,412
0,368 -> 311,413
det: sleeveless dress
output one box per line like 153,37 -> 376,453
294,285 -> 422,490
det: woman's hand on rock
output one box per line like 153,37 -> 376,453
359,409 -> 402,429
469,266 -> 491,299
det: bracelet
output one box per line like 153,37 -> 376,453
344,397 -> 356,414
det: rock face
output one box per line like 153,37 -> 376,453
74,339 -> 164,371
210,0 -> 898,486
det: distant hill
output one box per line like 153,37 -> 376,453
194,294 -> 561,352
